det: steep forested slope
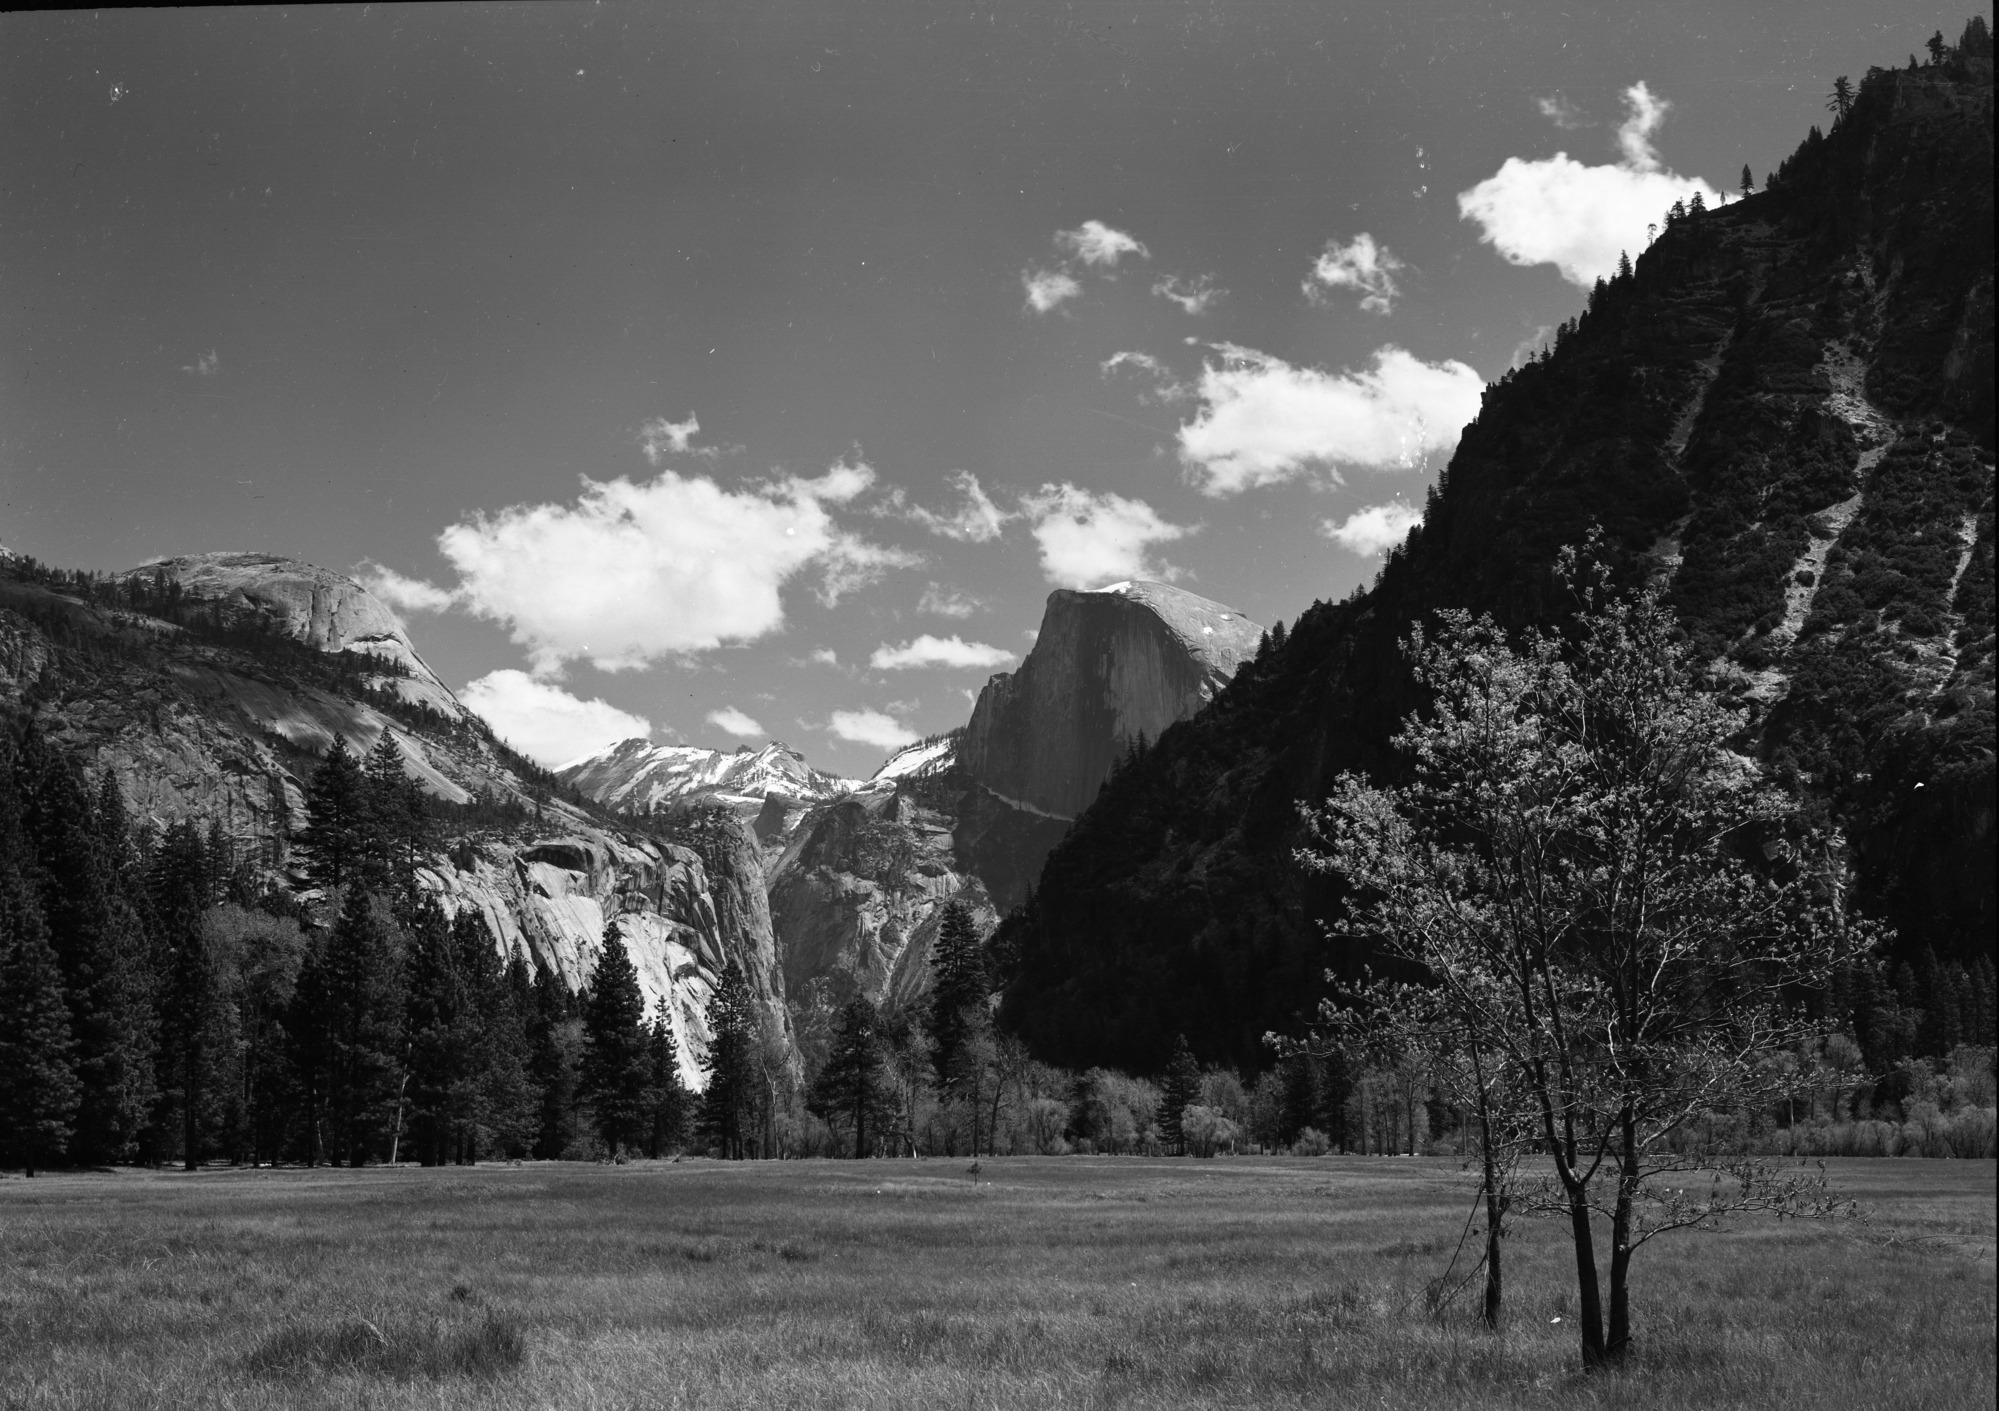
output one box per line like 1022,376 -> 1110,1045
997,48 -> 1995,1077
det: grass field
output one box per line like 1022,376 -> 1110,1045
0,1155 -> 1991,1410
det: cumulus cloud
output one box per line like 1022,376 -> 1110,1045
1458,81 -> 1724,286
869,635 -> 1015,671
1176,344 -> 1485,496
181,349 -> 220,377
828,708 -> 918,751
639,413 -> 712,464
890,471 -> 1009,542
1057,220 -> 1149,268
1153,274 -> 1223,314
919,583 -> 982,619
1304,234 -> 1405,314
1023,268 -> 1082,313
437,459 -> 912,676
1021,483 -> 1192,589
354,561 -> 455,616
807,647 -> 840,665
1101,350 -> 1192,403
706,706 -> 766,739
1322,501 -> 1425,555
459,670 -> 651,769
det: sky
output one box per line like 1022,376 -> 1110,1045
3,1 -> 1982,774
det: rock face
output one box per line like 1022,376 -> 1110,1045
0,553 -> 794,1090
962,582 -> 1262,821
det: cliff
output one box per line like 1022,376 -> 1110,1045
0,553 -> 795,1089
996,57 -> 1995,1076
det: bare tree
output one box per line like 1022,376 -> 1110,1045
1297,550 -> 1868,1367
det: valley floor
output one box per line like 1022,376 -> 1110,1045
0,1155 -> 1991,1410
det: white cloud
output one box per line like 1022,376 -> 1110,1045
639,413 -> 711,464
919,582 -> 982,619
1536,95 -> 1588,130
1304,234 -> 1405,315
1176,344 -> 1485,496
892,471 -> 1009,542
828,708 -> 918,751
1023,268 -> 1083,313
181,349 -> 219,377
807,647 -> 840,665
1021,483 -> 1193,589
354,561 -> 455,615
460,669 -> 651,769
869,635 -> 1015,671
1153,274 -> 1223,314
1322,501 -> 1425,555
706,706 -> 766,739
1458,82 -> 1723,287
1101,350 -> 1192,403
437,458 -> 911,676
1057,220 -> 1149,267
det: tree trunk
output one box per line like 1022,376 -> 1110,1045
1606,1107 -> 1639,1360
1566,1181 -> 1607,1366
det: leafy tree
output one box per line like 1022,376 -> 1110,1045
808,996 -> 888,1158
579,923 -> 652,1156
1160,1033 -> 1201,1154
697,962 -> 759,1159
0,806 -> 80,1177
1298,558 -> 1864,1367
296,736 -> 367,891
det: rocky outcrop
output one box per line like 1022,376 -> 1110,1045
961,582 -> 1262,821
0,554 -> 797,1090
766,785 -> 996,1014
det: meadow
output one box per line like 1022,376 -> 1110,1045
0,1155 -> 1991,1411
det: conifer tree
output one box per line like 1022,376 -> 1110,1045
809,996 -> 887,1159
297,736 -> 367,891
1739,164 -> 1753,196
647,1008 -> 690,1157
528,962 -> 580,1159
579,924 -> 652,1156
1160,1034 -> 1202,1154
12,734 -> 155,1162
403,896 -> 471,1165
697,962 -> 759,1159
481,945 -> 541,1158
0,867 -> 80,1177
319,885 -> 406,1165
927,901 -> 987,1092
149,820 -> 217,1170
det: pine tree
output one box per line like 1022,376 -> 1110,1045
12,733 -> 155,1162
296,737 -> 367,891
1739,164 -> 1754,197
149,820 -> 216,1170
1160,1034 -> 1201,1154
319,885 -> 406,1166
480,945 -> 542,1159
647,1008 -> 689,1158
528,962 -> 580,1159
697,962 -> 759,1159
403,896 -> 471,1165
579,924 -> 652,1156
0,867 -> 81,1177
809,996 -> 887,1159
928,901 -> 987,1093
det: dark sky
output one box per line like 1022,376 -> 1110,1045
3,1 -> 1978,770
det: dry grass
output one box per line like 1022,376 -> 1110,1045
0,1155 -> 1990,1409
